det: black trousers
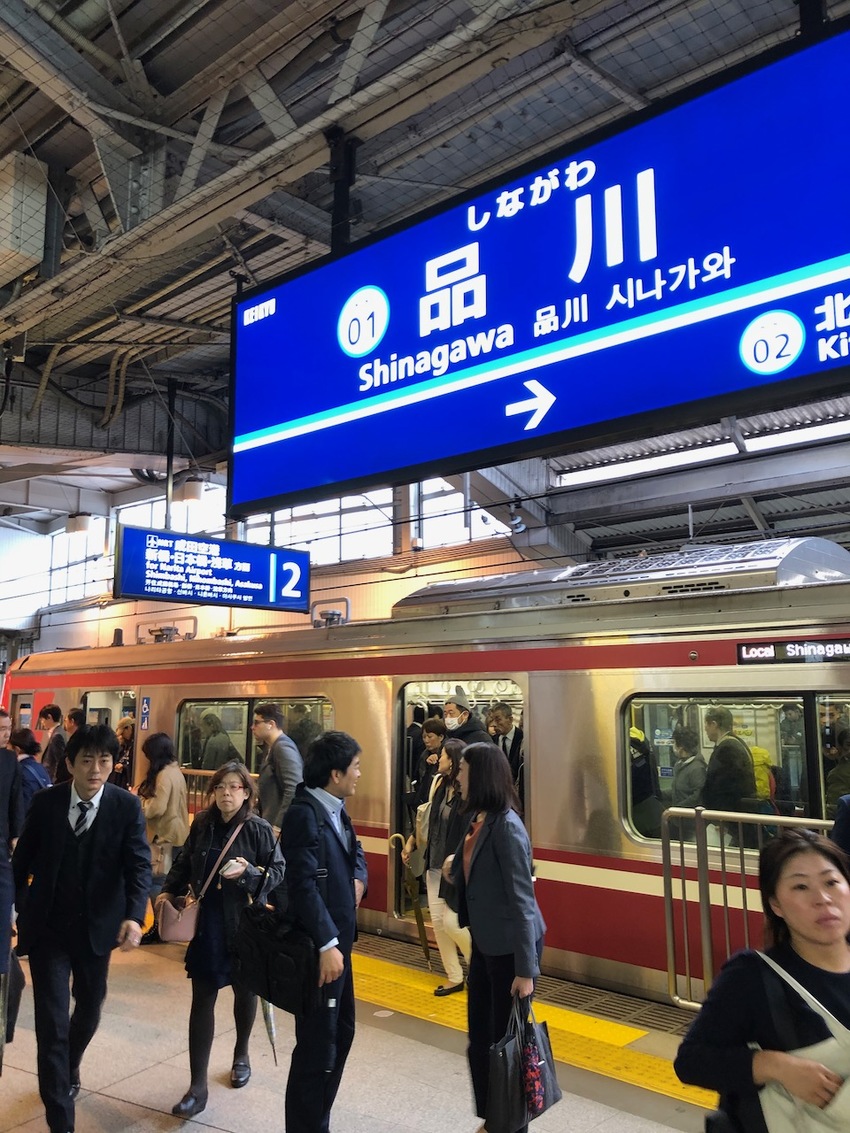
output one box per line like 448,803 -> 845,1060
467,939 -> 542,1128
285,954 -> 355,1133
28,930 -> 111,1133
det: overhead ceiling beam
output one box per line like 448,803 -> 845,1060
0,0 -> 141,150
0,0 -> 584,338
548,442 -> 850,525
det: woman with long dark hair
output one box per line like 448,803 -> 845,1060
157,760 -> 285,1117
403,737 -> 471,996
676,829 -> 850,1132
446,742 -> 545,1132
136,732 -> 189,940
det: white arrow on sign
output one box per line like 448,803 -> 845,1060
505,379 -> 556,430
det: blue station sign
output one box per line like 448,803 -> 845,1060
115,526 -> 310,613
230,26 -> 850,513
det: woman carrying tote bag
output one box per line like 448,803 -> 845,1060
675,829 -> 850,1133
444,741 -> 545,1133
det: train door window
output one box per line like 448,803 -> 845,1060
626,697 -> 814,841
819,696 -> 850,817
80,690 -> 137,730
178,701 -> 250,770
395,679 -> 525,921
248,699 -> 333,772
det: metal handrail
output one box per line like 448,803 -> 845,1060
662,807 -> 832,1010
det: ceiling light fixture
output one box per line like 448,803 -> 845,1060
556,442 -> 741,488
744,419 -> 850,453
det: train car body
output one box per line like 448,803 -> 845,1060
9,536 -> 850,1001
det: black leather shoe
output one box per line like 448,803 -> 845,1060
231,1058 -> 251,1088
139,925 -> 160,946
434,981 -> 465,997
69,1069 -> 81,1099
171,1091 -> 207,1117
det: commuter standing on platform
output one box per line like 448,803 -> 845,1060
38,705 -> 66,783
57,711 -> 85,786
11,727 -> 52,815
159,760 -> 285,1118
0,717 -> 24,994
280,731 -> 367,1133
446,742 -> 545,1133
12,724 -> 150,1133
253,702 -> 303,833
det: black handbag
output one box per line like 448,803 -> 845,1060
233,803 -> 327,1018
234,902 -> 321,1017
485,997 -> 531,1133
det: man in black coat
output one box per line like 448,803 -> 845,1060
443,686 -> 494,747
12,724 -> 151,1133
280,731 -> 368,1133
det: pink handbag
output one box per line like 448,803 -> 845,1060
157,822 -> 244,943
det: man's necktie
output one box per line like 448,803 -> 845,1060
74,800 -> 91,836
501,735 -> 508,754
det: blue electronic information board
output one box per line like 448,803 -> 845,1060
230,25 -> 850,513
114,526 -> 310,613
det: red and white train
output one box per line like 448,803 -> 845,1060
8,535 -> 850,1000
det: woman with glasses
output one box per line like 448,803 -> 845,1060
157,760 -> 285,1118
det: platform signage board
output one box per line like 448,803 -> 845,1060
230,25 -> 850,514
114,525 -> 310,613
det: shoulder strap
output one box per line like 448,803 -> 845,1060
198,821 -> 245,901
253,792 -> 328,906
757,951 -> 850,1042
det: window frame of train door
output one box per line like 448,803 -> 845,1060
623,693 -> 823,840
393,677 -> 527,923
175,695 -> 334,774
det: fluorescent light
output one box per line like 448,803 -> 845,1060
744,419 -> 850,452
556,442 -> 740,488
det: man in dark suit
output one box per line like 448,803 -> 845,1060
280,731 -> 367,1133
489,701 -> 524,784
12,724 -> 151,1133
38,704 -> 67,783
1,715 -> 24,1027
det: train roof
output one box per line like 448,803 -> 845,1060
391,538 -> 850,618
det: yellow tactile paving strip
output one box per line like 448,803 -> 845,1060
351,953 -> 716,1110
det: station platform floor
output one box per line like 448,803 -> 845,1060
2,939 -> 712,1133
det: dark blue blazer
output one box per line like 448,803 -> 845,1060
450,807 -> 545,976
12,781 -> 151,956
831,794 -> 850,855
280,785 -> 367,953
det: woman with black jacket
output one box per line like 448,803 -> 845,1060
675,829 -> 850,1133
402,738 -> 471,996
158,760 -> 285,1118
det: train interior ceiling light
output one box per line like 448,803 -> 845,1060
230,24 -> 850,517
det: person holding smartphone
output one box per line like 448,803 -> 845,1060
157,760 -> 285,1118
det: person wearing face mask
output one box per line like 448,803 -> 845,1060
442,687 -> 494,747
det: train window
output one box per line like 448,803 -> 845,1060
819,697 -> 850,818
80,689 -> 137,730
178,701 -> 251,770
177,697 -> 332,775
626,697 -> 816,842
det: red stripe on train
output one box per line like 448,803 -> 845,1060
8,638 -> 740,690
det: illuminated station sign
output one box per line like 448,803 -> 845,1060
115,526 -> 310,613
230,25 -> 850,514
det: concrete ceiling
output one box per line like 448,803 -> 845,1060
0,0 -> 848,558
